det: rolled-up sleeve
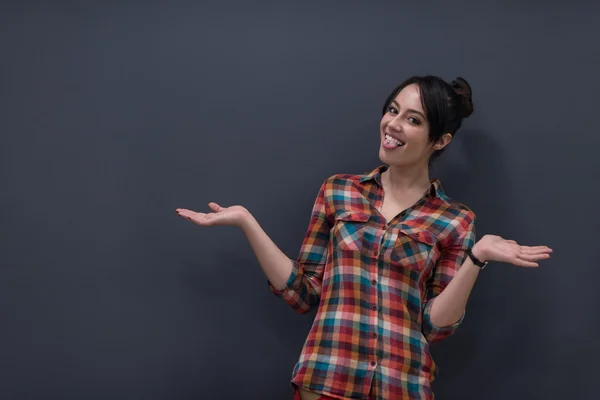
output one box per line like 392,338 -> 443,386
269,179 -> 332,314
422,210 -> 476,343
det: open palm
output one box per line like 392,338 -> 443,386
477,234 -> 552,268
176,202 -> 249,227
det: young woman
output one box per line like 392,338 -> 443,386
176,76 -> 552,400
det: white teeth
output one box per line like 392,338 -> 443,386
385,134 -> 404,146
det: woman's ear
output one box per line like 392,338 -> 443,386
433,133 -> 453,150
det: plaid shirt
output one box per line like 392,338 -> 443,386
270,165 -> 476,400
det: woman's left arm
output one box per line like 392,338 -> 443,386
428,234 -> 553,328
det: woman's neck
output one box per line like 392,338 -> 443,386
382,163 -> 431,193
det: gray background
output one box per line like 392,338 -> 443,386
1,1 -> 598,399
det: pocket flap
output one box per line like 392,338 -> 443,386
401,228 -> 437,246
335,211 -> 371,223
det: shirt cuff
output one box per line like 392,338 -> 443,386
422,300 -> 465,336
268,261 -> 300,296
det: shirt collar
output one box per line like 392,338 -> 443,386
359,165 -> 443,198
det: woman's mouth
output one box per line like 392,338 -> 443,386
382,133 -> 405,149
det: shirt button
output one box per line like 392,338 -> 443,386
370,361 -> 376,367
372,332 -> 377,338
371,279 -> 377,285
371,304 -> 377,311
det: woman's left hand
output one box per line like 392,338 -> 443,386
472,235 -> 552,268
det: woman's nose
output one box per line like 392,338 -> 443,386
387,116 -> 402,132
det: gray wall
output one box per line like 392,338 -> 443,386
1,1 -> 598,399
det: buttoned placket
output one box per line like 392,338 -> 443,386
370,220 -> 389,371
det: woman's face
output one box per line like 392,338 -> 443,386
378,83 -> 450,168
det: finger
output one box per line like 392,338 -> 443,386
518,253 -> 551,262
512,254 -> 540,267
177,210 -> 197,220
520,246 -> 553,254
208,202 -> 224,212
522,245 -> 552,250
177,209 -> 212,225
176,209 -> 194,218
176,208 -> 197,216
175,208 -> 196,214
513,259 -> 539,267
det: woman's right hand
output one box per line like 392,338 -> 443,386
176,202 -> 251,228
177,201 -> 294,292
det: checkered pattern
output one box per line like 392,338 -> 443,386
270,165 -> 476,400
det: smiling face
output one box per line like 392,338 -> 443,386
378,83 -> 452,168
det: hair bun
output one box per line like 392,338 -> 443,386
450,77 -> 473,118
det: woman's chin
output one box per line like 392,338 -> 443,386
379,147 -> 413,168
378,147 -> 397,165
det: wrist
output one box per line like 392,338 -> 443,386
239,209 -> 256,231
471,242 -> 487,262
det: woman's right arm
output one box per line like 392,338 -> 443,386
239,211 -> 295,291
177,203 -> 293,289
176,179 -> 332,313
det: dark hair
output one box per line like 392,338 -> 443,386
382,75 -> 474,160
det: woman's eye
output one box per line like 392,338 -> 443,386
408,117 -> 421,125
387,106 -> 398,114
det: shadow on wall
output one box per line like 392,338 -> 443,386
430,129 -> 520,395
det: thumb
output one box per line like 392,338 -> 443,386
208,202 -> 224,212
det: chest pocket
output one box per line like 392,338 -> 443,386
331,211 -> 371,252
391,227 -> 438,271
